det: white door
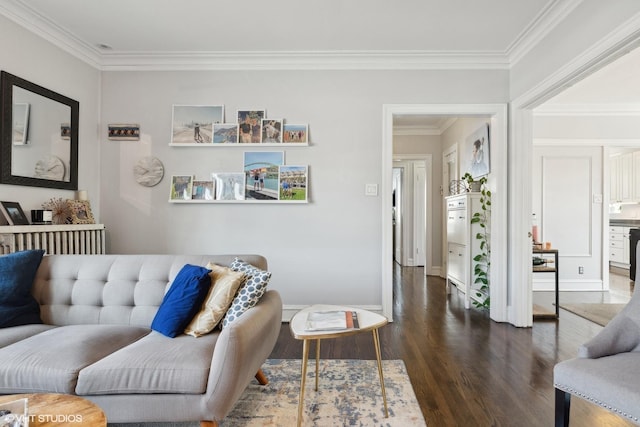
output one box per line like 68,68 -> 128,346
393,168 -> 403,263
414,164 -> 426,266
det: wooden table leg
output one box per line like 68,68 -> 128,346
373,328 -> 389,417
255,369 -> 268,385
297,338 -> 310,427
315,338 -> 321,391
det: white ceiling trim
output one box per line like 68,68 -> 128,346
0,0 -> 102,68
507,0 -> 584,66
393,125 -> 442,136
98,51 -> 509,71
534,103 -> 640,116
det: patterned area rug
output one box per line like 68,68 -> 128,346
108,359 -> 425,427
559,303 -> 626,326
224,358 -> 425,426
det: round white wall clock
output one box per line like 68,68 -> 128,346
134,156 -> 164,187
34,155 -> 65,180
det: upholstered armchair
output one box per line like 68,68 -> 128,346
554,286 -> 640,426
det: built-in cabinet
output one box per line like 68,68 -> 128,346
446,193 -> 482,309
610,152 -> 640,203
609,225 -> 631,268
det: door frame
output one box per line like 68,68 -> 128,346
382,104 -> 508,323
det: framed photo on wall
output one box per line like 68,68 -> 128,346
237,110 -> 265,143
466,123 -> 490,179
0,201 -> 29,225
278,165 -> 308,201
261,119 -> 282,143
108,123 -> 140,141
171,105 -> 224,144
283,124 -> 308,143
212,173 -> 245,200
170,175 -> 194,200
212,124 -> 238,144
243,151 -> 284,201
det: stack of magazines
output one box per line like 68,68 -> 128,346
305,310 -> 359,331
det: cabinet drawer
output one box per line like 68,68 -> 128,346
447,244 -> 466,285
446,197 -> 466,210
610,247 -> 625,263
447,211 -> 467,244
610,226 -> 623,234
610,232 -> 624,242
610,240 -> 624,248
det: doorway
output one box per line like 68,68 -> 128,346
393,157 -> 429,268
382,104 -> 508,323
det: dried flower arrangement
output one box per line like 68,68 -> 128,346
41,197 -> 72,224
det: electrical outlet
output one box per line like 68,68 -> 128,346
578,266 -> 584,274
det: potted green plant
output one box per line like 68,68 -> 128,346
462,172 -> 485,192
470,179 -> 491,309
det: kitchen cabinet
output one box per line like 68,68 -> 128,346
610,153 -> 633,203
446,193 -> 483,309
609,225 -> 631,268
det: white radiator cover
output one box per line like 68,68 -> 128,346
0,224 -> 106,255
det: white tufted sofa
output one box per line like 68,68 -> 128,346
0,254 -> 282,427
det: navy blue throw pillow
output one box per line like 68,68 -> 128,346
151,264 -> 212,338
0,250 -> 45,328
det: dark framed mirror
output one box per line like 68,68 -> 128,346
0,71 -> 78,190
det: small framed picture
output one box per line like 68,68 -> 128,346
108,123 -> 140,141
61,123 -> 71,140
12,103 -> 29,145
172,105 -> 224,144
279,165 -> 308,201
67,200 -> 95,224
212,124 -> 239,144
212,173 -> 245,200
192,180 -> 215,200
170,175 -> 194,200
0,201 -> 29,225
261,119 -> 282,143
237,110 -> 265,143
283,124 -> 308,144
243,151 -> 284,201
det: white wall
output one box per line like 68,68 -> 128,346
100,70 -> 508,312
531,144 -> 604,291
0,15 -> 101,217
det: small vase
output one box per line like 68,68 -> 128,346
468,182 -> 482,192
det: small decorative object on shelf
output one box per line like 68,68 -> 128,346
67,199 -> 95,224
42,197 -> 72,224
0,201 -> 29,226
462,172 -> 485,192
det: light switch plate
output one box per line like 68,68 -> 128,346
365,184 -> 378,196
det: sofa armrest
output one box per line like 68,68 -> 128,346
202,290 -> 283,421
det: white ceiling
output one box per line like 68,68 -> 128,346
4,0 -> 551,56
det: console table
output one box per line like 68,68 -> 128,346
532,248 -> 559,319
0,224 -> 106,255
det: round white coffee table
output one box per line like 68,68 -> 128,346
289,304 -> 389,427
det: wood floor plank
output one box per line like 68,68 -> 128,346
269,265 -> 636,426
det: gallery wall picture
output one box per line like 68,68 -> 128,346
0,201 -> 29,225
466,123 -> 490,179
243,151 -> 284,201
237,110 -> 265,143
171,105 -> 224,144
212,173 -> 245,200
279,165 -> 308,201
261,119 -> 282,143
169,175 -> 194,200
283,124 -> 308,143
213,124 -> 238,144
108,123 -> 140,141
192,180 -> 215,200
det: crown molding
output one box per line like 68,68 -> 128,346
393,118 -> 458,136
0,0 -> 511,71
98,51 -> 509,71
507,0 -> 584,66
0,0 -> 102,68
534,103 -> 640,116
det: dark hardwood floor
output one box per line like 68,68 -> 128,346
269,264 -> 635,426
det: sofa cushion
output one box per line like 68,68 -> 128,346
151,264 -> 212,338
0,324 -> 56,349
184,263 -> 246,337
76,330 -> 218,395
0,250 -> 45,328
0,325 -> 150,394
221,258 -> 271,328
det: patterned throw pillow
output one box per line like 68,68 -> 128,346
221,258 -> 271,328
184,263 -> 246,337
